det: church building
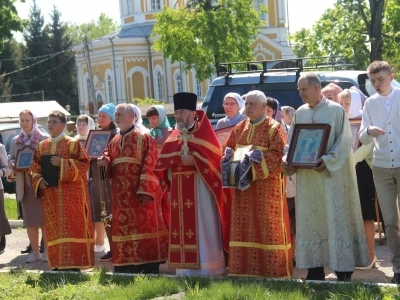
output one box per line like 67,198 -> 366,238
73,0 -> 293,114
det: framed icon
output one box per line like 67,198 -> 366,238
287,123 -> 331,168
214,125 -> 235,147
85,130 -> 112,159
15,146 -> 35,171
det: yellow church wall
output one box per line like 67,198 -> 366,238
187,71 -> 193,94
133,72 -> 146,99
141,0 -> 145,12
125,58 -> 149,73
268,0 -> 276,27
251,38 -> 282,60
266,33 -> 277,39
124,16 -> 135,24
201,81 -> 208,98
145,14 -> 156,20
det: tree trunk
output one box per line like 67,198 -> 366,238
368,0 -> 385,62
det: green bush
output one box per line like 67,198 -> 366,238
131,98 -> 163,106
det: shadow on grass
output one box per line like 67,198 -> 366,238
22,270 -> 91,291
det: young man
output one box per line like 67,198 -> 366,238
31,111 -> 94,271
359,60 -> 400,283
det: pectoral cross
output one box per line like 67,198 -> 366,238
177,128 -> 193,155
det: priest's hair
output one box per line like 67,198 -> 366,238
245,90 -> 267,104
116,103 -> 135,117
298,73 -> 321,88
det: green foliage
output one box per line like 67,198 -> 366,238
66,13 -> 120,45
152,0 -> 266,81
0,0 -> 26,53
4,198 -> 17,220
131,97 -> 163,106
290,0 -> 400,71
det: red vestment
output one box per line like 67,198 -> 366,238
103,129 -> 168,266
155,111 -> 229,270
31,135 -> 94,270
225,116 -> 293,278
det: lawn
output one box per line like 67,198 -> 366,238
4,197 -> 18,220
0,270 -> 399,300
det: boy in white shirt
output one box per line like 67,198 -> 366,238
359,60 -> 400,284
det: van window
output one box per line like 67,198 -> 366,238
203,81 -> 357,121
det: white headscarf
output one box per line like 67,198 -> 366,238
130,104 -> 150,133
348,90 -> 363,119
75,115 -> 96,140
224,92 -> 245,114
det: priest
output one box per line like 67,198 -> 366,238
222,90 -> 292,278
155,92 -> 228,276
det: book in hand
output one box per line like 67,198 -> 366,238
41,155 -> 60,187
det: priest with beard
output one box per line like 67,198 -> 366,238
155,92 -> 229,276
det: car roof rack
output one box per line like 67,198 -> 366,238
219,56 -> 355,85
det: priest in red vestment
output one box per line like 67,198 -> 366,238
223,90 -> 293,278
154,92 -> 228,276
98,103 -> 168,274
31,111 -> 94,271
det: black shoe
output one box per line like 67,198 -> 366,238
0,235 -> 5,252
21,244 -> 32,254
99,251 -> 112,262
306,267 -> 325,281
336,271 -> 353,282
392,273 -> 400,284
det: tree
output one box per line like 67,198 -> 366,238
151,0 -> 266,81
48,6 -> 77,113
0,64 -> 12,102
290,0 -> 400,70
67,13 -> 120,44
23,0 -> 50,97
0,0 -> 26,53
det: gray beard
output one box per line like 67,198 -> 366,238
177,122 -> 186,132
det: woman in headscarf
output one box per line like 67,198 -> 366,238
8,110 -> 48,263
130,104 -> 150,133
322,83 -> 343,103
75,114 -> 95,141
266,97 -> 282,123
145,105 -> 171,144
0,133 -> 11,255
216,93 -> 247,129
91,103 -> 118,262
338,89 -> 377,269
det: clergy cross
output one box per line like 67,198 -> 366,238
177,128 -> 193,156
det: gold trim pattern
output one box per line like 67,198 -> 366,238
140,174 -> 159,185
229,241 -> 292,251
47,238 -> 94,246
112,157 -> 140,166
113,229 -> 168,242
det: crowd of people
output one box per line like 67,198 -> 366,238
0,60 -> 400,283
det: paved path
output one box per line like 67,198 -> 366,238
0,225 -> 395,283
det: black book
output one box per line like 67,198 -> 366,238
41,155 -> 59,187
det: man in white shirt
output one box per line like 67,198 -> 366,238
359,60 -> 400,284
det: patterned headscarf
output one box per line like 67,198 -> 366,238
267,97 -> 282,122
149,105 -> 171,139
130,104 -> 150,133
16,110 -> 41,145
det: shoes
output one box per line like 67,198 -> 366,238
94,245 -> 105,253
26,251 -> 42,263
356,256 -> 377,270
99,251 -> 112,262
306,267 -> 325,281
41,251 -> 48,262
336,271 -> 353,282
392,273 -> 400,284
21,244 -> 32,254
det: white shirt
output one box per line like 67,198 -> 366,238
380,88 -> 395,115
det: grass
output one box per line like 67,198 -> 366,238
4,197 -> 18,220
0,269 -> 400,300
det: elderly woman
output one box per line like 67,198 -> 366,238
338,88 -> 376,269
75,114 -> 95,141
9,110 -> 48,263
0,133 -> 11,255
146,105 -> 171,144
131,104 -> 150,133
216,93 -> 247,129
322,83 -> 343,103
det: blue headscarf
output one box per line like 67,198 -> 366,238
149,105 -> 171,139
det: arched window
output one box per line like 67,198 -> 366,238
87,78 -> 92,101
107,75 -> 113,103
156,71 -> 163,100
151,0 -> 161,11
126,0 -> 132,14
196,79 -> 202,98
176,74 -> 182,93
97,94 -> 103,102
257,0 -> 267,21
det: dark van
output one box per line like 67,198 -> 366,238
201,57 -> 400,126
